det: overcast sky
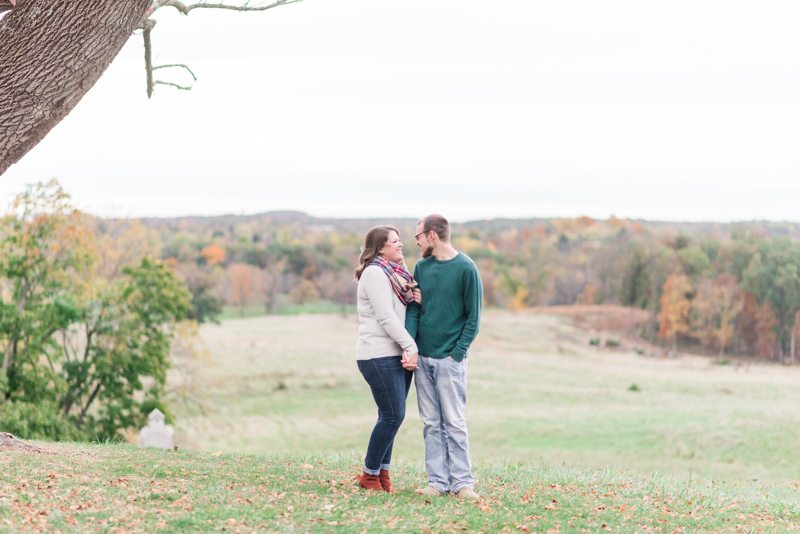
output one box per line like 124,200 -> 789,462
2,1 -> 799,222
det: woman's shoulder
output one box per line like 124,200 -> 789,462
360,265 -> 385,282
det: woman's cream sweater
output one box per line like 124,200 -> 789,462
355,265 -> 418,360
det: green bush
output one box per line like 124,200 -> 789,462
0,401 -> 90,441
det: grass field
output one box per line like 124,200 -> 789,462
170,309 -> 800,483
3,445 -> 800,533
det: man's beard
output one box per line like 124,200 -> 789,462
422,245 -> 434,259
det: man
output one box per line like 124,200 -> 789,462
403,214 -> 483,500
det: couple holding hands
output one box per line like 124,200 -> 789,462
354,214 -> 483,500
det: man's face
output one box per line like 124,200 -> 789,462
415,223 -> 434,259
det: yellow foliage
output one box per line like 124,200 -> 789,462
658,274 -> 693,348
508,286 -> 529,311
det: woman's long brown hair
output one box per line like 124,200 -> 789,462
354,225 -> 401,281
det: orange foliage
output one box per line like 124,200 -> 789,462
201,244 -> 226,266
227,263 -> 254,312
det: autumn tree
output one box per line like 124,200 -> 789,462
658,274 -> 693,352
227,263 -> 255,316
200,244 -> 226,266
712,273 -> 744,358
0,181 -> 93,438
0,0 -> 299,175
691,277 -> 716,355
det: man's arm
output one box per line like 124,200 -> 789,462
450,265 -> 482,361
405,265 -> 421,340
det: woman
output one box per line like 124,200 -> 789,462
354,225 -> 420,492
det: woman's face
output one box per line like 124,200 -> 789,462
379,231 -> 404,263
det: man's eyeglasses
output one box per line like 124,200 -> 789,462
415,231 -> 428,240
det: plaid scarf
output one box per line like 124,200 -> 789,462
369,257 -> 417,306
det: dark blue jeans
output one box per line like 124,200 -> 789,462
357,355 -> 413,475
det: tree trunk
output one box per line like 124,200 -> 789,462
792,310 -> 797,365
0,0 -> 152,175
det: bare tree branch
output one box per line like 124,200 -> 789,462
135,0 -> 299,97
154,63 -> 197,81
142,18 -> 157,98
155,80 -> 194,91
157,0 -> 301,16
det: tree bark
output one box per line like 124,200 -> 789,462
0,0 -> 152,175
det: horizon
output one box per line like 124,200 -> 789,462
78,207 -> 800,227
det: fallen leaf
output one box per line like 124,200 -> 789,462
211,451 -> 222,457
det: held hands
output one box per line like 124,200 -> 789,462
412,288 -> 422,305
401,349 -> 419,371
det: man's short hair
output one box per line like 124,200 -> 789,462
419,214 -> 450,243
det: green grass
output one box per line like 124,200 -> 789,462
170,311 -> 800,484
2,444 -> 800,533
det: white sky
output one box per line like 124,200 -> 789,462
2,1 -> 800,222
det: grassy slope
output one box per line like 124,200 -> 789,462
2,444 -> 799,533
173,311 -> 800,482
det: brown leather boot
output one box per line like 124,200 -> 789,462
378,470 -> 392,492
357,471 -> 382,491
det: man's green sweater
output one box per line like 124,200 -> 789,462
405,252 -> 483,362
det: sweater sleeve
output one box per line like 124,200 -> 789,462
405,264 -> 421,341
450,263 -> 483,361
361,267 -> 418,353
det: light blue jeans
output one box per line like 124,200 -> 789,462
414,355 -> 474,494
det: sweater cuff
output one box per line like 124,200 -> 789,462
450,347 -> 466,361
403,341 -> 418,354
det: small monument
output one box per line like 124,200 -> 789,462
138,409 -> 174,450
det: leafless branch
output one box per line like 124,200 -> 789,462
154,64 -> 197,82
155,80 -> 194,91
137,0 -> 299,98
157,0 -> 302,16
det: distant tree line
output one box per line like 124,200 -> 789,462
151,213 -> 800,363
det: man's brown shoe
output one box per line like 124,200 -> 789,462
415,485 -> 445,497
378,470 -> 392,492
357,471 -> 382,491
455,487 -> 480,500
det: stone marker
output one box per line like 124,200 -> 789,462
138,409 -> 174,450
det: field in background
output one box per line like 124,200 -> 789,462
217,300 -> 356,321
170,308 -> 800,482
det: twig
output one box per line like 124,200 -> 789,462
153,64 -> 197,82
155,80 -> 194,91
160,0 -> 301,16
